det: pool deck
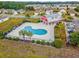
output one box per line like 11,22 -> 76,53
6,22 -> 55,42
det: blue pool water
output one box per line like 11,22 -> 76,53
23,26 -> 47,35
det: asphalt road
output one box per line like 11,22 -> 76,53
72,17 -> 79,32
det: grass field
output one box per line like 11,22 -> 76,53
0,39 -> 79,58
0,18 -> 25,33
0,17 -> 41,33
26,18 -> 41,23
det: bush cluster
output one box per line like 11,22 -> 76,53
52,39 -> 64,48
6,37 -> 19,41
32,40 -> 51,45
32,39 -> 64,48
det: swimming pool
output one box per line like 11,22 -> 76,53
23,26 -> 47,35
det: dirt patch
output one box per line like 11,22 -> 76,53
0,39 -> 79,58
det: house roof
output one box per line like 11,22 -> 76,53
40,13 -> 62,23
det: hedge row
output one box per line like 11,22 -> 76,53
32,39 -> 64,48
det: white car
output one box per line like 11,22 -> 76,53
66,22 -> 75,32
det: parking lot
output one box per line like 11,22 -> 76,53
65,22 -> 75,43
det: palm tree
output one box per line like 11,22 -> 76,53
19,30 -> 33,40
19,30 -> 26,40
25,31 -> 33,40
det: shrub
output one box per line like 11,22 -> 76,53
77,43 -> 79,47
74,6 -> 79,12
37,20 -> 42,23
12,37 -> 19,41
70,32 -> 79,46
7,37 -> 12,40
46,41 -> 50,45
7,37 -> 19,41
32,40 -> 36,43
0,32 -> 5,39
40,40 -> 46,45
53,39 -> 64,48
70,37 -> 77,46
53,8 -> 60,12
36,40 -> 41,44
51,42 -> 54,46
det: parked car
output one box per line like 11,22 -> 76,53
66,22 -> 75,33
66,22 -> 75,28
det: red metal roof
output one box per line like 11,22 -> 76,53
41,16 -> 48,21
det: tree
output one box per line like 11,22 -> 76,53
0,2 -> 25,9
74,6 -> 79,12
19,30 -> 33,40
25,31 -> 33,40
40,40 -> 46,45
70,32 -> 79,46
25,14 -> 30,18
25,6 -> 35,11
0,2 -> 3,9
0,32 -> 4,39
19,30 -> 26,40
36,40 -> 41,44
52,39 -> 64,48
